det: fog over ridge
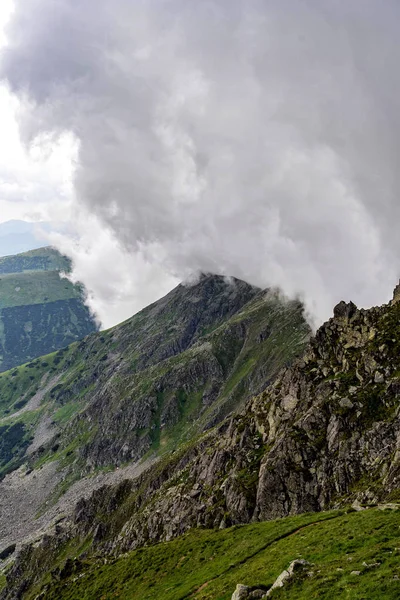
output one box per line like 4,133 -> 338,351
1,0 -> 400,327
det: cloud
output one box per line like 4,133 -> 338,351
0,85 -> 76,223
47,211 -> 178,329
2,0 -> 400,326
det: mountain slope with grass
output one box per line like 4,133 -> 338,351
0,274 -> 310,575
20,508 -> 400,600
0,247 -> 97,372
3,282 -> 400,598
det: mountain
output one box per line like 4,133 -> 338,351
0,247 -> 97,372
3,277 -> 400,598
0,221 -> 54,257
0,275 -> 310,583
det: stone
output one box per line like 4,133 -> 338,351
339,397 -> 353,409
333,301 -> 357,320
350,571 -> 361,576
266,560 -> 310,596
249,590 -> 266,599
391,281 -> 400,304
231,584 -> 250,599
351,500 -> 366,512
362,561 -> 380,568
282,394 -> 298,411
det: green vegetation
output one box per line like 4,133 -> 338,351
0,343 -> 84,477
0,246 -> 69,274
0,247 -> 97,372
0,271 -> 79,309
52,400 -> 82,425
28,508 -> 400,599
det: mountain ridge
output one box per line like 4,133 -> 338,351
3,277 -> 400,598
0,273 -> 310,577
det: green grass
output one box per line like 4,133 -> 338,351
52,401 -> 82,425
0,246 -> 70,273
0,246 -> 95,372
0,348 -> 71,419
29,508 -> 400,599
0,573 -> 6,593
0,271 -> 79,309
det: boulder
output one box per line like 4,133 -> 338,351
266,559 -> 310,596
333,301 -> 357,320
231,584 -> 251,599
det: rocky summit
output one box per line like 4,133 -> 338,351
1,277 -> 400,599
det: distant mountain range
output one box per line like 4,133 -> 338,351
0,220 -> 66,257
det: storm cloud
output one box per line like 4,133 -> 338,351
2,0 -> 400,326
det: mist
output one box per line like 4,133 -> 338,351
2,0 -> 400,327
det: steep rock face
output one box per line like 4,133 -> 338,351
0,247 -> 97,372
5,291 -> 400,599
66,297 -> 400,560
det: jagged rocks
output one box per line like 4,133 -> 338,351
333,300 -> 357,321
391,281 -> 400,305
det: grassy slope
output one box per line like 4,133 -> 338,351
25,295 -> 307,481
199,293 -> 308,428
26,508 -> 400,600
0,247 -> 78,309
0,247 -> 95,372
0,271 -> 80,309
0,247 -> 69,274
0,343 -> 80,477
0,285 -> 309,483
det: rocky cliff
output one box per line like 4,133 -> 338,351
3,285 -> 400,598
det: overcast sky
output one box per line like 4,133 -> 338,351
0,2 -> 75,223
0,1 -> 399,328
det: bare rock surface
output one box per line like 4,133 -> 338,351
0,462 -> 62,554
0,456 -> 157,557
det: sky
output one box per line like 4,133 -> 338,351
0,0 -> 399,329
0,1 -> 76,223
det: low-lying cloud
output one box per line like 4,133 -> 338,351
2,0 -> 400,327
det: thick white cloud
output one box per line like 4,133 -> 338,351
47,211 -> 178,328
0,0 -> 76,226
2,0 -> 400,327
